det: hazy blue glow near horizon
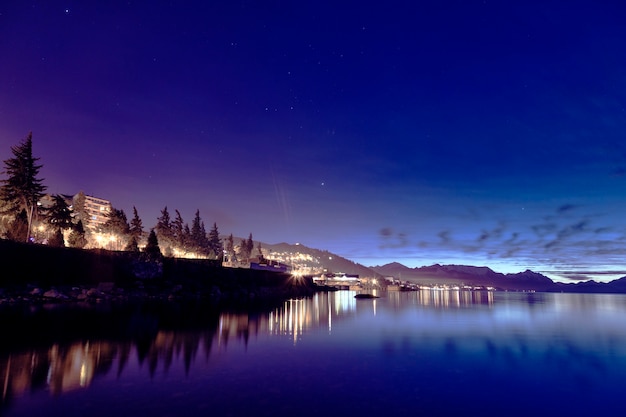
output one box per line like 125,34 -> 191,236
2,1 -> 626,282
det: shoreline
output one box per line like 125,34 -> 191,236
0,239 -> 320,306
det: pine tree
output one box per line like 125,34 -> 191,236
256,241 -> 264,260
238,233 -> 254,261
129,206 -> 143,241
225,233 -> 235,261
102,208 -> 129,235
46,194 -> 73,231
4,209 -> 28,242
172,209 -> 185,251
190,209 -> 209,255
67,220 -> 87,248
101,208 -> 129,250
183,223 -> 192,254
246,233 -> 254,258
143,229 -> 162,260
1,132 -> 47,242
155,206 -> 172,239
125,236 -> 140,252
72,191 -> 88,225
155,206 -> 173,256
48,227 -> 65,247
208,222 -> 223,260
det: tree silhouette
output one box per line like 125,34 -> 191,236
67,220 -> 87,248
208,222 -> 222,260
143,229 -> 162,260
191,209 -> 209,255
155,206 -> 174,256
0,132 -> 47,242
129,206 -> 143,242
46,194 -> 73,231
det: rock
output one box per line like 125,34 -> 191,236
43,289 -> 69,299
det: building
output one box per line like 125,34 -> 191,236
78,194 -> 111,231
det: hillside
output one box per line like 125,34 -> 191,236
254,241 -> 382,278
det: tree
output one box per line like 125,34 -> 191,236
155,206 -> 173,256
143,229 -> 162,260
0,132 -> 47,242
208,222 -> 223,260
172,209 -> 185,251
125,236 -> 140,252
101,208 -> 129,250
155,206 -> 172,239
183,223 -> 192,254
3,209 -> 28,242
46,194 -> 73,231
102,208 -> 129,235
238,233 -> 254,261
67,220 -> 87,248
256,241 -> 264,260
48,227 -> 65,247
129,206 -> 143,242
246,233 -> 254,258
190,209 -> 209,255
225,233 -> 235,262
72,191 -> 88,225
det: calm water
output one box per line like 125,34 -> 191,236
2,290 -> 626,416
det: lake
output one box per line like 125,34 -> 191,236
1,290 -> 626,416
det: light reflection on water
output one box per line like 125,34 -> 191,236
2,291 -> 626,416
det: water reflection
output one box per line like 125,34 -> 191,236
388,288 -> 495,309
2,291 -> 626,416
0,292 -> 360,405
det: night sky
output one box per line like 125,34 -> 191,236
3,1 -> 626,282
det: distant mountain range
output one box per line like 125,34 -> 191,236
253,240 -> 626,294
369,262 -> 626,294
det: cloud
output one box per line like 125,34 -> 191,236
532,223 -> 558,238
437,230 -> 451,244
378,227 -> 410,249
557,204 -> 579,213
476,222 -> 506,243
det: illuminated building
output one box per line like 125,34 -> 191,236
75,194 -> 111,231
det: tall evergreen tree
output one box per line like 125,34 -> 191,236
190,209 -> 209,255
143,229 -> 162,260
72,191 -> 88,225
129,206 -> 143,241
125,236 -> 140,252
225,233 -> 235,261
155,206 -> 172,240
3,209 -> 28,242
48,227 -> 65,247
46,194 -> 73,231
67,220 -> 87,248
172,209 -> 185,250
102,208 -> 129,235
101,208 -> 129,249
246,233 -> 254,258
208,222 -> 223,260
183,223 -> 192,253
238,233 -> 254,261
0,132 -> 47,242
155,206 -> 173,256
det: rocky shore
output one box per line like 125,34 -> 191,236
0,239 -> 320,306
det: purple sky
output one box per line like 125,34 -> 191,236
2,1 -> 626,282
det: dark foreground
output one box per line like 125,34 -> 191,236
0,239 -> 318,306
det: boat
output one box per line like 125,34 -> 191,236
354,293 -> 379,299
